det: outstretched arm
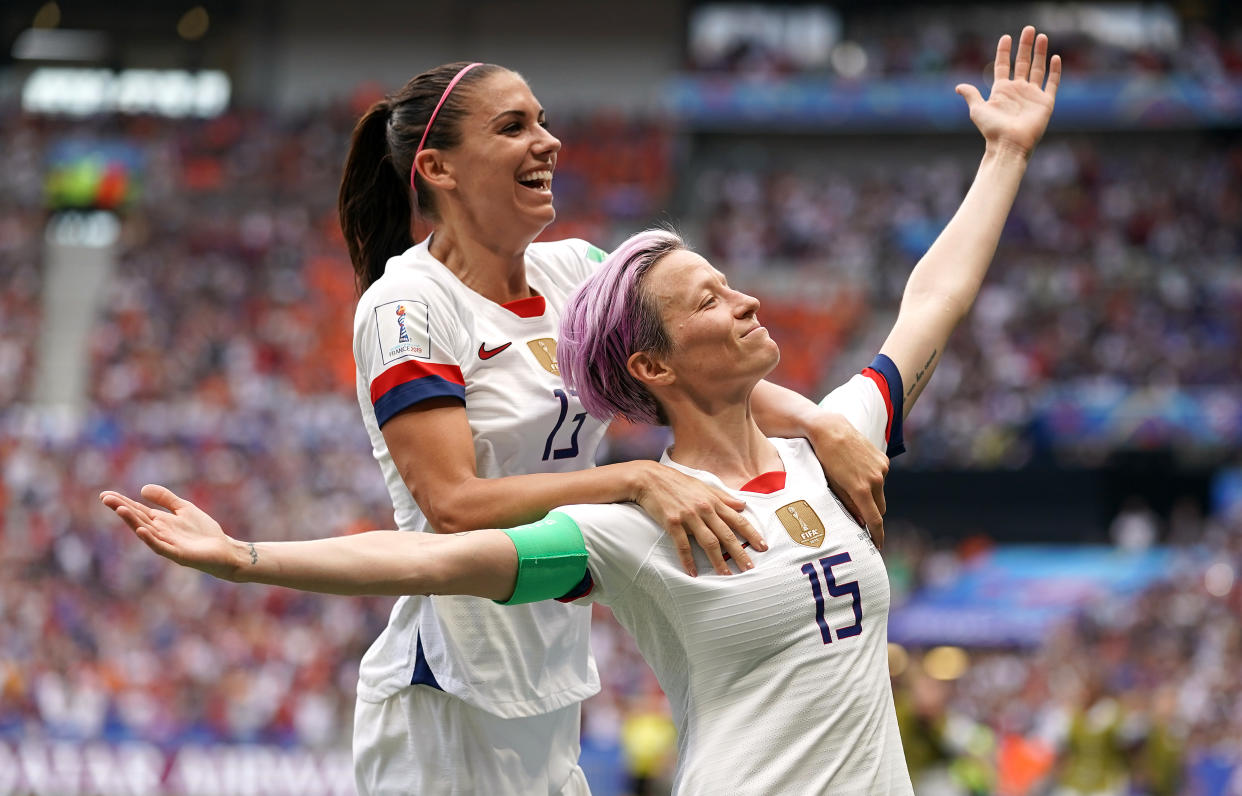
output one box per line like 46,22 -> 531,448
881,26 -> 1060,417
101,486 -> 519,600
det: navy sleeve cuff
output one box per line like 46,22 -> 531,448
555,571 -> 595,603
867,353 -> 906,458
374,378 -> 466,428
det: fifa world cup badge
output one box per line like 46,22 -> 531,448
777,500 -> 826,547
374,299 -> 431,363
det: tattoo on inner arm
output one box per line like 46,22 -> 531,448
906,349 -> 938,398
248,542 -> 258,565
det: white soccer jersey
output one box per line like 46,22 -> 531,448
557,366 -> 913,794
352,236 -> 609,716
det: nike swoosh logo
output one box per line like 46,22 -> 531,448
478,342 -> 512,360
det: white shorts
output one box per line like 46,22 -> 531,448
353,685 -> 591,796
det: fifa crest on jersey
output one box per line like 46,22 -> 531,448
527,338 -> 559,375
777,500 -> 826,547
374,299 -> 430,363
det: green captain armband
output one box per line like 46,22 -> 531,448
497,511 -> 589,605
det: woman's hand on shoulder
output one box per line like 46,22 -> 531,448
627,460 -> 768,577
804,412 -> 889,550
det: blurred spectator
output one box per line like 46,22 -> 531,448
1111,497 -> 1160,551
688,9 -> 1242,81
618,687 -> 677,796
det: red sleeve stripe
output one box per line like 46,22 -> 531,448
556,572 -> 595,603
370,360 -> 465,405
861,367 -> 894,444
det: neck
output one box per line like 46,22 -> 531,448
427,221 -> 535,304
664,391 -> 782,489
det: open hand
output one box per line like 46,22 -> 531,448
805,411 -> 890,550
100,485 -> 247,581
957,26 -> 1061,159
632,460 -> 768,577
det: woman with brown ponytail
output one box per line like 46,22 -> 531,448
334,61 -> 890,794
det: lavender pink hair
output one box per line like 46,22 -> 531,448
559,229 -> 685,426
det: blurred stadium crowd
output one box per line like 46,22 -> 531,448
877,515 -> 1242,796
2,28 -> 1242,794
691,13 -> 1242,79
695,136 -> 1242,468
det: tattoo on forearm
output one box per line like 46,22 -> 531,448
248,542 -> 258,565
906,349 -> 938,398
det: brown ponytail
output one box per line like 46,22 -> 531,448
337,62 -> 505,294
338,99 -> 409,293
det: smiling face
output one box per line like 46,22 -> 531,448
423,70 -> 561,244
641,248 -> 780,400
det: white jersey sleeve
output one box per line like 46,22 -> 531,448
549,502 -> 659,607
819,353 -> 906,457
354,271 -> 469,428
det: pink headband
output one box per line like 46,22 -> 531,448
410,62 -> 483,192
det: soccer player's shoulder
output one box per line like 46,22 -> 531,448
527,238 -> 608,283
356,256 -> 458,324
558,501 -> 657,543
362,247 -> 453,299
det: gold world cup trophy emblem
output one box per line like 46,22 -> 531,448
527,338 -> 559,375
777,500 -> 826,548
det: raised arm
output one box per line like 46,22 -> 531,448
101,485 -> 520,600
881,26 -> 1060,417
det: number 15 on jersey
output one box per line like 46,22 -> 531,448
801,553 -> 863,645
